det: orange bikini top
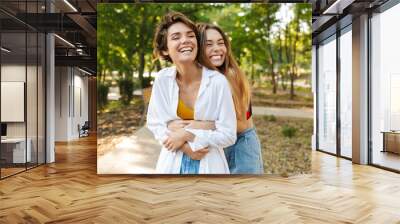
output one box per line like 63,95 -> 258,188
177,99 -> 194,120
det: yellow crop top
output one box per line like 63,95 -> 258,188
177,99 -> 194,120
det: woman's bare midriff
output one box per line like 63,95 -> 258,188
237,117 -> 253,134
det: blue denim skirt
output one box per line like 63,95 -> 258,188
180,153 -> 200,174
224,127 -> 264,174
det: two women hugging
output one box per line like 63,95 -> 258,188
147,11 -> 264,174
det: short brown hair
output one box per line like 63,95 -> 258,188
153,11 -> 199,63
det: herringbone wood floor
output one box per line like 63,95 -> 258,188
1,135 -> 400,223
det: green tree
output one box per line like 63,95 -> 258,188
97,3 -> 311,105
287,4 -> 312,99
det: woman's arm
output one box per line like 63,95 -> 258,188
180,143 -> 209,160
184,76 -> 237,151
167,120 -> 191,132
163,120 -> 215,151
146,76 -> 170,144
186,120 -> 216,130
167,120 -> 216,131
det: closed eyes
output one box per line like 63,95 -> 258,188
206,41 -> 225,47
171,33 -> 195,40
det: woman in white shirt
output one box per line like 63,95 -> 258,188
146,12 -> 236,174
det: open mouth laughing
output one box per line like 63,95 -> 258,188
179,47 -> 193,55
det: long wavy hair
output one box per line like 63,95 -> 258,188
197,23 -> 251,121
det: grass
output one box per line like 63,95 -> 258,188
253,115 -> 312,176
252,86 -> 313,108
281,125 -> 297,138
97,96 -> 144,138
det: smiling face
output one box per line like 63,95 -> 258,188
205,28 -> 227,67
162,22 -> 198,65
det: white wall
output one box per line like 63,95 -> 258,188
1,63 -> 46,164
55,66 -> 69,141
1,65 -> 25,81
55,67 -> 89,141
1,82 -> 25,122
1,65 -> 27,138
1,65 -> 25,126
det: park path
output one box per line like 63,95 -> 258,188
97,106 -> 313,174
253,106 -> 313,119
97,127 -> 160,174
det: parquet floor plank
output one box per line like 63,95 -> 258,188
0,135 -> 400,223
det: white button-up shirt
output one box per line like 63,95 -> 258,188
146,66 -> 237,174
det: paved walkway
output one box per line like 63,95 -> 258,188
97,106 -> 313,174
97,127 -> 161,174
253,106 -> 313,119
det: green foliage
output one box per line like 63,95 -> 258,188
103,100 -> 124,112
97,81 -> 110,110
98,3 -> 312,97
264,115 -> 277,122
117,76 -> 135,106
281,125 -> 297,138
142,77 -> 154,89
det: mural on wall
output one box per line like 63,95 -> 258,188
97,3 -> 312,175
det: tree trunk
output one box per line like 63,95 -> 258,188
290,71 -> 295,100
272,72 -> 277,94
269,57 -> 277,94
281,67 -> 288,91
277,30 -> 285,93
138,7 -> 148,88
284,25 -> 291,93
250,53 -> 255,86
267,41 -> 277,94
155,59 -> 161,72
148,63 -> 153,79
139,51 -> 145,87
290,12 -> 300,99
101,70 -> 106,83
290,19 -> 300,100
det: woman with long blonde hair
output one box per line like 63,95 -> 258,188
168,23 -> 264,174
198,23 -> 263,174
